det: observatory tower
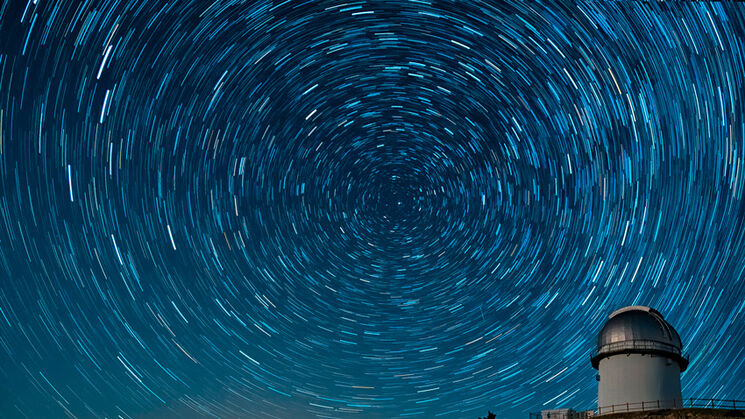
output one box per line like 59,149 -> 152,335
591,306 -> 689,413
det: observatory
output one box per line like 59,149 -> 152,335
591,306 -> 689,413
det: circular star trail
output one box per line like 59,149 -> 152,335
1,1 -> 744,418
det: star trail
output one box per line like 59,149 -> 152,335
0,1 -> 744,418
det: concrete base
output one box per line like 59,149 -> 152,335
598,353 -> 682,413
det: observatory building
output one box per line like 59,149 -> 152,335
591,306 -> 689,413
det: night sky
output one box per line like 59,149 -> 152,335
0,1 -> 744,418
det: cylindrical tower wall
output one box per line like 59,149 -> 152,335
597,353 -> 682,413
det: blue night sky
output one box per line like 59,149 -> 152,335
0,1 -> 744,418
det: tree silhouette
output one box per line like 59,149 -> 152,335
477,412 -> 496,419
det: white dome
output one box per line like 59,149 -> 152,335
591,306 -> 688,371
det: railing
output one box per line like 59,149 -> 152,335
528,412 -> 593,419
590,339 -> 690,369
528,398 -> 745,418
596,398 -> 745,415
593,339 -> 683,357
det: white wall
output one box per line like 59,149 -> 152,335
597,353 -> 682,413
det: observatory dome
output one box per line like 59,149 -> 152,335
591,305 -> 688,370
